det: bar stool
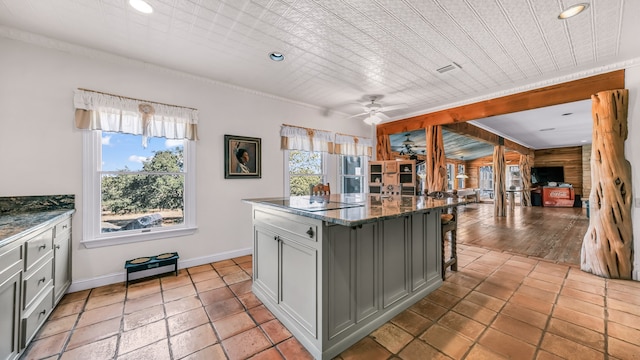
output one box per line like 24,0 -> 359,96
441,208 -> 458,280
427,191 -> 458,280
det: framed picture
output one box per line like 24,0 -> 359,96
224,135 -> 262,179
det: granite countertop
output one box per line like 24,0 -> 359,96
0,209 -> 75,247
243,193 -> 467,226
0,195 -> 75,248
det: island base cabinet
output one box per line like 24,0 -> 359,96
253,226 -> 279,304
280,238 -> 317,337
327,222 -> 378,340
251,204 -> 443,360
253,224 -> 318,337
252,209 -> 320,341
0,244 -> 22,360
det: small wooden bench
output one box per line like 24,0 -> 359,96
124,252 -> 179,286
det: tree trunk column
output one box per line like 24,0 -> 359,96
519,154 -> 533,206
493,144 -> 506,217
426,126 -> 446,193
581,89 -> 633,279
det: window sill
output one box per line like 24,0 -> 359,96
81,227 -> 197,249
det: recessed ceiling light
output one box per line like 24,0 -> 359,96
581,140 -> 588,143
539,128 -> 556,132
269,52 -> 285,62
558,3 -> 589,19
129,0 -> 153,14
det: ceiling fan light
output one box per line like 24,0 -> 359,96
364,115 -> 382,125
558,3 -> 589,19
129,0 -> 153,14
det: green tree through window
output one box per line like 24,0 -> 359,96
289,150 -> 323,196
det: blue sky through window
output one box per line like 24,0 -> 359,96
101,132 -> 184,171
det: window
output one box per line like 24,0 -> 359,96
480,165 -> 494,199
339,155 -> 365,193
287,150 -> 325,196
82,131 -> 196,248
507,165 -> 522,189
446,163 -> 454,190
74,89 -> 198,248
457,164 -> 465,189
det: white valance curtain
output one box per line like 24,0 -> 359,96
73,89 -> 199,147
280,125 -> 334,153
280,124 -> 372,157
334,133 -> 373,157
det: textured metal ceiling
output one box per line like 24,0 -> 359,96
1,0 -> 638,148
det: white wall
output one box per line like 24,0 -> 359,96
0,36 -> 371,290
626,65 -> 640,280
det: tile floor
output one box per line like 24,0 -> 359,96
22,245 -> 640,360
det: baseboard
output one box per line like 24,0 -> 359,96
67,247 -> 253,293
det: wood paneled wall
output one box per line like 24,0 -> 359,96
534,146 -> 583,196
582,144 -> 592,198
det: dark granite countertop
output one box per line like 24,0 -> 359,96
0,195 -> 75,247
0,209 -> 75,247
243,193 -> 467,226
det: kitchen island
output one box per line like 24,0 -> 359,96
244,193 -> 465,359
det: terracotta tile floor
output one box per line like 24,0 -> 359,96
23,247 -> 640,360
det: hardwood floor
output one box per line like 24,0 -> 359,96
455,203 -> 589,265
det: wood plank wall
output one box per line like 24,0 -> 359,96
534,146 -> 583,196
582,144 -> 592,198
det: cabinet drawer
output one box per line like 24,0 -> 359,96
254,209 -> 318,242
54,217 -> 71,238
0,241 -> 23,283
25,229 -> 53,272
22,287 -> 53,348
24,258 -> 53,310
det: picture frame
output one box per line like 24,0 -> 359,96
224,134 -> 262,179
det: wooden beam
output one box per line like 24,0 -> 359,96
443,123 -> 534,155
377,70 -> 625,137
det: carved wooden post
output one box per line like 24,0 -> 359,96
493,144 -> 506,216
581,89 -> 633,279
376,133 -> 392,160
426,126 -> 446,193
519,154 -> 532,206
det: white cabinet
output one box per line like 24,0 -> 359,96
252,208 -> 319,338
251,204 -> 442,359
0,212 -> 72,359
0,241 -> 22,360
53,217 -> 71,304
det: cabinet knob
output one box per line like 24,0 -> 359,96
39,309 -> 47,317
38,277 -> 46,284
306,227 -> 314,238
55,245 -> 61,250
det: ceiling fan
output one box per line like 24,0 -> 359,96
347,95 -> 407,125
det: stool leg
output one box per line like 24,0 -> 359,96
451,228 -> 458,271
441,229 -> 446,281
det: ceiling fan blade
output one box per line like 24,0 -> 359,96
346,111 -> 368,119
382,103 -> 408,112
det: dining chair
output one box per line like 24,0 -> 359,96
310,183 -> 331,196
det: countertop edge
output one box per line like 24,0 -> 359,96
0,209 -> 75,248
245,195 -> 467,227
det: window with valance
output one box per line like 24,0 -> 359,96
75,89 -> 198,248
